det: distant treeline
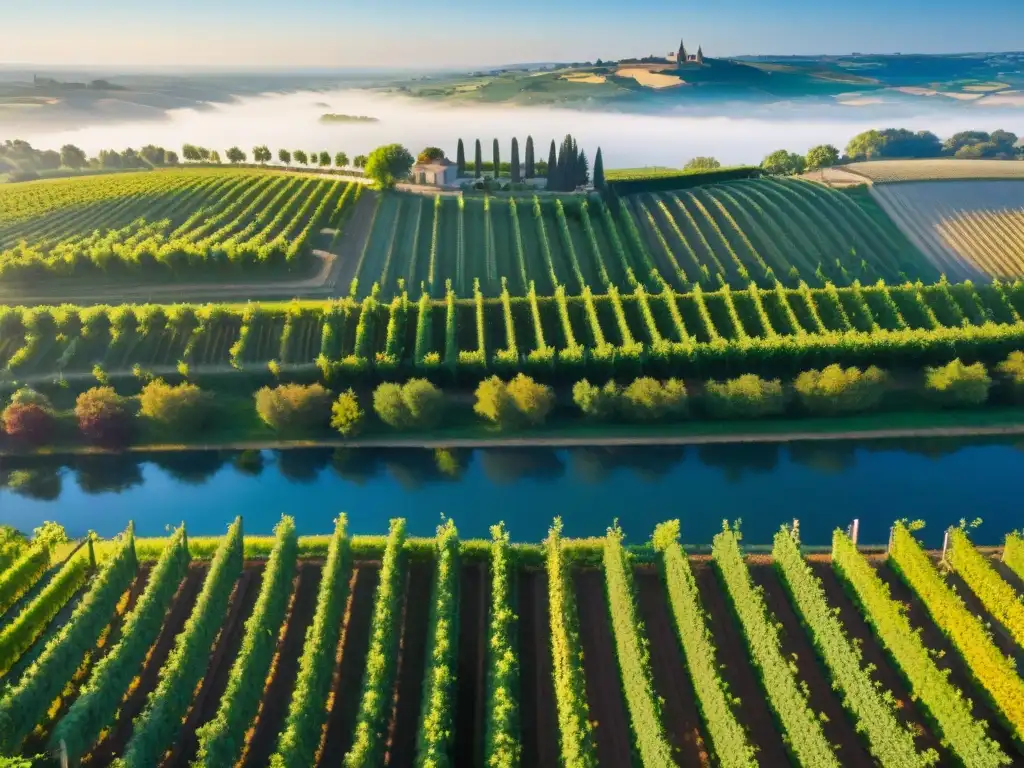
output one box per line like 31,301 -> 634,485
846,128 -> 1022,162
0,140 -> 179,182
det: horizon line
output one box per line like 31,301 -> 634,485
1,49 -> 1021,74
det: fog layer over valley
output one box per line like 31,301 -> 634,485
9,88 -> 1023,168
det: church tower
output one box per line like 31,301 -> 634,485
696,45 -> 704,65
678,39 -> 687,64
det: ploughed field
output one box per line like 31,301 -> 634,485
352,177 -> 934,300
870,180 -> 1024,281
4,517 -> 1024,767
0,169 -> 359,288
3,276 -> 1024,382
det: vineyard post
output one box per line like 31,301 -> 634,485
887,526 -> 894,555
941,528 -> 950,562
851,518 -> 859,546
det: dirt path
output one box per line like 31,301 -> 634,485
874,559 -> 1019,757
454,563 -> 488,768
86,565 -> 207,766
633,568 -> 710,767
317,563 -> 380,766
748,557 -> 874,766
385,561 -> 434,766
517,568 -> 560,768
242,563 -> 322,768
691,558 -> 790,766
806,557 -> 948,760
573,568 -> 633,767
166,565 -> 263,767
28,419 -> 1024,460
332,191 -> 380,296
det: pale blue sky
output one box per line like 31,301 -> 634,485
3,0 -> 1022,67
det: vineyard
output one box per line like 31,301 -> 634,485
352,177 -> 935,300
0,169 -> 358,283
870,181 -> 1024,282
3,518 -> 1024,767
3,275 -> 1024,383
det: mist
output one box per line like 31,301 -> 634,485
11,89 -> 1023,168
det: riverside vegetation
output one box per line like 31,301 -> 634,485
1,354 -> 1022,450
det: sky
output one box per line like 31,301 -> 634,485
2,0 -> 1023,68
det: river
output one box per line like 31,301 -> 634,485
2,436 -> 1022,547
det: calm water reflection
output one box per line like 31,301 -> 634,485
2,437 -> 1023,547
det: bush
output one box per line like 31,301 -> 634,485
255,383 -> 333,432
475,374 -> 554,429
704,374 -> 785,419
1,403 -> 56,445
139,379 -> 212,434
620,378 -> 688,422
794,364 -> 888,415
506,374 -> 555,426
572,379 -> 620,420
924,359 -> 991,408
997,351 -> 1024,403
331,390 -> 365,437
9,387 -> 52,410
373,379 -> 445,431
75,387 -> 133,445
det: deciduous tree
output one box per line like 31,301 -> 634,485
335,151 -> 349,168
225,146 -> 246,164
75,387 -> 133,445
60,144 -> 88,169
364,143 -> 414,189
278,148 -> 292,165
805,144 -> 839,170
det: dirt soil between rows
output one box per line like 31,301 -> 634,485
517,568 -> 560,768
86,564 -> 207,767
747,556 -> 875,767
242,563 -> 323,768
633,567 -> 710,767
454,562 -> 489,767
165,564 -> 264,767
573,567 -> 633,767
316,563 -> 380,765
385,561 -> 434,766
691,557 -> 790,766
805,556 -> 948,761
873,558 -> 1019,758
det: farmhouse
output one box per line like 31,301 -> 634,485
411,157 -> 458,186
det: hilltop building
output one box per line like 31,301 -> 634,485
672,39 -> 704,65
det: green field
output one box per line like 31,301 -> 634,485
3,276 -> 1023,384
353,177 -> 935,300
0,169 -> 355,284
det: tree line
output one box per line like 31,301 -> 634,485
181,145 -> 368,169
759,127 -> 1023,175
3,354 -> 1021,451
450,135 -> 604,191
0,140 -> 180,179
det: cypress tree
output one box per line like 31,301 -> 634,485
510,138 -> 521,183
593,147 -> 605,190
525,135 -> 535,178
456,139 -> 466,177
546,140 -> 557,190
474,139 -> 482,179
577,149 -> 589,187
493,138 -> 500,179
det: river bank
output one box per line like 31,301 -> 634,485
6,406 -> 1024,457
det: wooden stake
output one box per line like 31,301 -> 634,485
851,519 -> 860,546
887,526 -> 894,555
942,529 -> 950,561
